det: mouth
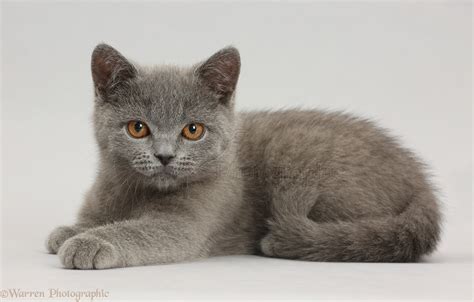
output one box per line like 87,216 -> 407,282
150,166 -> 179,178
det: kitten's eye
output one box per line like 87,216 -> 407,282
182,123 -> 205,141
127,121 -> 150,138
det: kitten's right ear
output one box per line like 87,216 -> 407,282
91,43 -> 137,99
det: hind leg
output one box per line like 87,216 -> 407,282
259,186 -> 320,259
259,184 -> 375,260
260,219 -> 305,259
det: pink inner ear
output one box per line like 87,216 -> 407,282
198,48 -> 241,99
91,44 -> 136,96
92,56 -> 114,90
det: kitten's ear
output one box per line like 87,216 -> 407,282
196,47 -> 241,105
91,43 -> 137,99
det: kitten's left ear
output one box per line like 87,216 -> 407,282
91,43 -> 137,99
196,47 -> 241,105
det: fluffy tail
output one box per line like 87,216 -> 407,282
260,190 -> 442,262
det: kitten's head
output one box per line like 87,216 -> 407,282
91,44 -> 240,191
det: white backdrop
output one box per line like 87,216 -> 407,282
2,1 -> 472,300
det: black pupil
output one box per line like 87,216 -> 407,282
189,124 -> 197,133
134,122 -> 143,133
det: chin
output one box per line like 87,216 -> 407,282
153,177 -> 180,191
132,166 -> 199,192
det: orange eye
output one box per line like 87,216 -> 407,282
182,123 -> 205,141
127,121 -> 150,138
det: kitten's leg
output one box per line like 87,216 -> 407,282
57,214 -> 210,269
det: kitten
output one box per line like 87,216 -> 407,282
46,44 -> 441,269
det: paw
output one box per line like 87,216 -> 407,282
46,226 -> 78,254
260,221 -> 293,258
58,234 -> 121,269
260,233 -> 277,256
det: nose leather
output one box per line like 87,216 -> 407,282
154,154 -> 174,166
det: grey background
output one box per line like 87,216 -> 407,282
1,1 -> 472,300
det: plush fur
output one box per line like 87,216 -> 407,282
46,44 -> 441,269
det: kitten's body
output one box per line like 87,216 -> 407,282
46,45 -> 441,269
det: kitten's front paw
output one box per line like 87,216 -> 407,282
46,226 -> 79,254
58,234 -> 121,269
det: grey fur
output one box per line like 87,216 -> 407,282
46,44 -> 441,269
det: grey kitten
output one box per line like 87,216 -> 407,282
46,44 -> 441,269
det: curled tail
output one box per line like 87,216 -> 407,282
260,190 -> 442,262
